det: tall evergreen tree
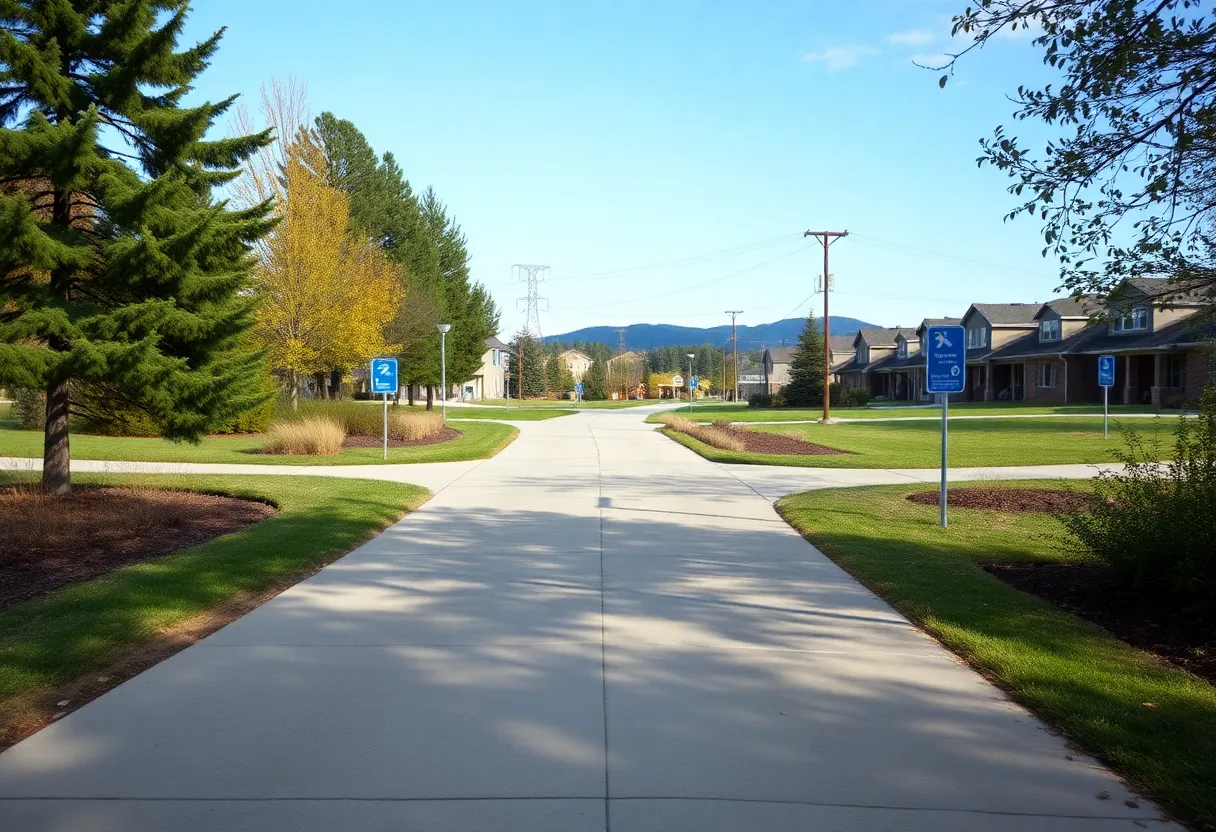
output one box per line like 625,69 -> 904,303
783,313 -> 826,406
508,331 -> 545,398
0,2 -> 274,492
582,358 -> 608,400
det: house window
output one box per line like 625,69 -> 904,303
1036,362 -> 1055,388
1168,355 -> 1186,388
897,342 -> 907,359
858,344 -> 869,364
966,327 -> 987,349
1113,307 -> 1148,332
492,350 -> 500,366
1040,319 -> 1060,342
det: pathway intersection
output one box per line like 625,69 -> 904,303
0,406 -> 1164,830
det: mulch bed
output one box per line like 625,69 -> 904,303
720,426 -> 849,456
342,426 -> 462,449
0,486 -> 275,610
987,563 -> 1216,685
907,487 -> 1090,513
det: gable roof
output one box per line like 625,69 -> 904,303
485,336 -> 509,350
1038,295 -> 1100,320
966,303 -> 1041,327
1118,277 -> 1209,305
854,327 -> 917,348
766,346 -> 796,364
828,335 -> 855,354
558,349 -> 592,361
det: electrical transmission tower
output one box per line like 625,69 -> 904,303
513,265 -> 550,337
616,327 -> 628,354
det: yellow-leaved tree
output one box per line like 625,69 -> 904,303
234,80 -> 400,407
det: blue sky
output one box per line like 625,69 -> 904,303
185,0 -> 1064,340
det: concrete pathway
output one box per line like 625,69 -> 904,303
0,407 -> 1166,831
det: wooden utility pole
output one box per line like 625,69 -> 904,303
725,310 -> 742,403
803,230 -> 848,422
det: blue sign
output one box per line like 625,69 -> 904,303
925,325 -> 966,394
690,376 -> 698,389
1098,354 -> 1116,388
370,357 -> 398,394
575,381 -> 584,394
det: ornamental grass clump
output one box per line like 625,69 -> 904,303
391,411 -> 445,441
262,417 -> 346,455
658,413 -> 745,452
1061,385 -> 1216,614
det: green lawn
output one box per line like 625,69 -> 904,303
476,398 -> 653,409
0,472 -> 428,712
778,481 -> 1216,830
0,420 -> 516,465
661,416 -> 1163,468
657,401 -> 1160,423
450,407 -> 574,421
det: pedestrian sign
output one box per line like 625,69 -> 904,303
690,376 -> 698,389
575,381 -> 584,394
370,357 -> 398,395
1098,355 -> 1115,388
924,325 -> 966,394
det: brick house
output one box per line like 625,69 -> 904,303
836,327 -> 918,399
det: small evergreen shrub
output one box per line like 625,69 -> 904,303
1061,385 -> 1216,612
11,388 -> 46,430
748,393 -> 773,408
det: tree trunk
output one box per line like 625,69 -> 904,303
315,372 -> 327,400
289,371 -> 299,411
42,378 -> 71,494
425,385 -> 434,411
407,384 -> 415,406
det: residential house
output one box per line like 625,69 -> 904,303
457,336 -> 509,401
977,280 -> 1211,405
607,351 -> 646,399
828,335 -> 856,382
737,362 -> 767,400
760,347 -> 794,394
837,327 -> 918,398
959,303 -> 1042,401
558,349 -> 594,382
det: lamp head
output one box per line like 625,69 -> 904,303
686,353 -> 695,359
436,323 -> 451,334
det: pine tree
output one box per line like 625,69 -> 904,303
783,312 -> 827,407
583,358 -> 608,400
0,3 -> 275,493
508,331 -> 546,398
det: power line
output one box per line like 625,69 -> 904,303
849,232 -> 1054,278
488,233 -> 803,288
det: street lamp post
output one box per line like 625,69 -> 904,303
686,353 -> 695,410
437,323 -> 451,426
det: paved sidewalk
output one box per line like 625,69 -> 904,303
0,407 -> 1165,830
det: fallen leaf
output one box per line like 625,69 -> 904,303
51,712 -> 66,720
1097,791 -> 1111,800
1142,702 -> 1158,709
1125,799 -> 1140,809
56,700 -> 69,707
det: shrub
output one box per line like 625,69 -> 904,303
1061,385 -> 1216,613
261,417 -> 346,455
291,399 -> 384,437
656,413 -> 696,432
847,388 -> 870,407
11,388 -> 46,430
1161,393 -> 1192,410
391,411 -> 444,441
748,393 -> 773,408
656,413 -> 745,452
711,418 -> 733,428
771,390 -> 787,408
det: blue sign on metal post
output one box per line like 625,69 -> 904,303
924,326 -> 966,394
370,357 -> 398,395
575,381 -> 584,394
690,376 -> 698,389
1098,355 -> 1116,388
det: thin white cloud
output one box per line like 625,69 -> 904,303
887,29 -> 935,47
801,45 -> 881,71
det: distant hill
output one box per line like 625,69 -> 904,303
544,316 -> 876,351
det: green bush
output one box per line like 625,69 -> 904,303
11,388 -> 46,430
748,393 -> 773,408
1061,385 -> 1216,613
847,388 -> 871,407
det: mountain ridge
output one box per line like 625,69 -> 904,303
542,316 -> 877,350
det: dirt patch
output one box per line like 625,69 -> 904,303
0,487 -> 275,610
720,426 -> 848,456
987,563 -> 1216,685
907,487 -> 1090,513
342,426 -> 462,448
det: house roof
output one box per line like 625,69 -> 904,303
966,303 -> 1041,326
1119,277 -> 1209,305
766,346 -> 796,364
855,327 -> 917,348
485,336 -> 509,350
608,350 -> 642,363
1039,295 -> 1100,319
985,313 -> 1215,361
917,317 -> 962,333
828,335 -> 855,354
558,349 -> 592,361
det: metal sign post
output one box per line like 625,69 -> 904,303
924,326 -> 966,528
370,357 -> 399,461
575,381 -> 584,405
1098,354 -> 1115,439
